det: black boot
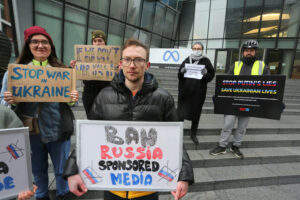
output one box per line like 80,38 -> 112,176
190,131 -> 199,144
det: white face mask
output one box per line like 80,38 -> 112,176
192,50 -> 203,57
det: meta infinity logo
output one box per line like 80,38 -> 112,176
163,50 -> 179,62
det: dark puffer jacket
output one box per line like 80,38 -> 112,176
63,70 -> 194,187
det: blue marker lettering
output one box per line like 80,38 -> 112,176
11,67 -> 22,80
23,86 -> 33,97
63,71 -> 70,80
111,173 -> 122,185
33,85 -> 41,97
41,86 -> 50,97
77,48 -> 83,61
47,70 -> 56,79
123,173 -> 130,186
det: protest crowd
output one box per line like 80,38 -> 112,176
1,24 -> 285,200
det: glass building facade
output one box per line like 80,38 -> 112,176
2,0 -> 300,79
33,0 -> 181,66
177,0 -> 300,79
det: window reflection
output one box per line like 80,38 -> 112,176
225,0 -> 243,39
242,0 -> 263,38
153,3 -> 165,35
260,0 -> 282,38
107,19 -> 125,46
110,0 -> 127,22
125,25 -> 139,42
163,9 -> 175,38
127,0 -> 142,26
279,0 -> 300,37
89,0 -> 109,15
208,0 -> 226,39
151,34 -> 162,48
88,13 -> 107,44
64,5 -> 87,64
141,0 -> 155,31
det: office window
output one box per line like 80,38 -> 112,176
279,0 -> 300,37
291,51 -> 300,78
277,39 -> 296,49
127,0 -> 142,26
193,0 -> 209,39
124,25 -> 139,41
110,0 -> 127,22
65,0 -> 88,8
107,19 -> 125,46
224,39 -> 239,48
162,38 -> 171,48
89,0 -> 109,15
163,9 -> 175,38
297,40 -> 300,50
242,0 -> 263,38
35,0 -> 63,59
151,34 -> 162,48
153,3 -> 165,35
258,39 -> 276,48
141,0 -> 155,31
179,1 -> 194,40
260,0 -> 282,38
207,40 -> 223,49
172,14 -> 179,40
225,0 -> 244,39
63,5 -> 87,64
208,0 -> 226,39
87,13 -> 107,45
139,30 -> 151,47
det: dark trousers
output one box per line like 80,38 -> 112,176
103,191 -> 158,200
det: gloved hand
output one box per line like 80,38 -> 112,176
201,68 -> 207,75
180,67 -> 187,74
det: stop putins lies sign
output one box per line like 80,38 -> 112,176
76,120 -> 183,191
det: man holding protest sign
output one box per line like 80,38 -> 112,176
177,42 -> 215,144
70,30 -> 112,116
0,26 -> 78,200
210,40 -> 270,159
64,38 -> 194,200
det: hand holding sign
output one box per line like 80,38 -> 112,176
7,64 -> 77,102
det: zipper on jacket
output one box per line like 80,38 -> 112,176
126,191 -> 128,199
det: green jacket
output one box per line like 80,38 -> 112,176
0,105 -> 23,129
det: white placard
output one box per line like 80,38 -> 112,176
150,48 -> 192,64
0,128 -> 32,200
184,64 -> 205,80
77,120 -> 183,191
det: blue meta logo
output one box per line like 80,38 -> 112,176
163,50 -> 179,62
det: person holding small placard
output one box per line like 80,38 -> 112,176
70,30 -> 111,116
0,26 -> 78,200
177,42 -> 215,144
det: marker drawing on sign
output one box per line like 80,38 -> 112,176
82,166 -> 102,184
157,162 -> 178,183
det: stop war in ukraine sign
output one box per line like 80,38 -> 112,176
76,120 -> 183,191
7,64 -> 76,102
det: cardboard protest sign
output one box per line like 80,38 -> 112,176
74,45 -> 120,80
0,128 -> 32,200
7,64 -> 76,102
184,63 -> 205,80
214,75 -> 286,120
77,120 -> 183,191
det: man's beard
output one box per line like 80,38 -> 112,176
242,56 -> 258,65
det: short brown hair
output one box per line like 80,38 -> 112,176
122,38 -> 149,61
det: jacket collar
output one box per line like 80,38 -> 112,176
111,70 -> 158,95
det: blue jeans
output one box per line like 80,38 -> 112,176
30,135 -> 70,198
